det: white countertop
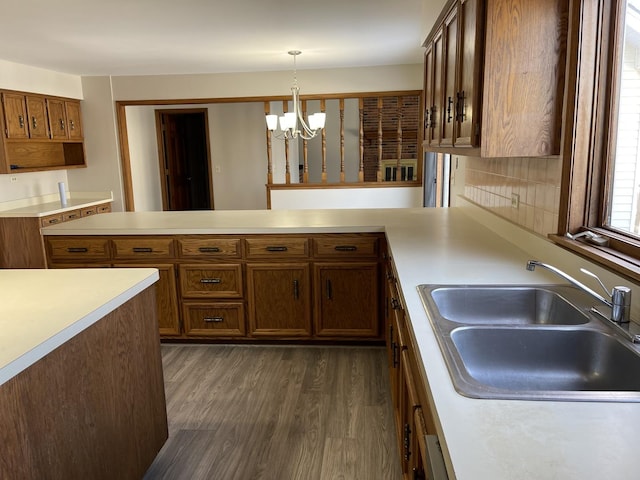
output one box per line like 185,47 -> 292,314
39,206 -> 640,480
0,268 -> 159,388
0,191 -> 113,217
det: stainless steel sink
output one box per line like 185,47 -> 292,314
418,284 -> 640,402
428,286 -> 589,325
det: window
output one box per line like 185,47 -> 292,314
558,0 -> 640,279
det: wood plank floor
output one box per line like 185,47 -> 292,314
144,344 -> 402,480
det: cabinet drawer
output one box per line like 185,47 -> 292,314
245,237 -> 309,259
179,264 -> 243,298
183,302 -> 246,337
46,237 -> 110,260
178,236 -> 241,258
313,235 -> 379,258
111,237 -> 175,259
96,203 -> 112,214
62,209 -> 81,222
41,214 -> 63,227
80,206 -> 98,217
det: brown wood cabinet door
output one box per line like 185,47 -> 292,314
47,98 -> 67,140
441,5 -> 459,147
65,100 -> 83,140
455,0 -> 483,147
2,93 -> 28,138
423,44 -> 435,145
247,263 -> 311,337
114,263 -> 181,336
314,263 -> 379,337
25,96 -> 49,139
429,29 -> 444,148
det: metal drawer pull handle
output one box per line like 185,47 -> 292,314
59,119 -> 65,130
200,278 -> 222,284
293,279 -> 299,300
132,247 -> 153,253
326,279 -> 333,300
32,116 -> 37,129
334,245 -> 357,252
18,115 -> 25,129
198,247 -> 221,253
204,317 -> 224,323
69,120 -> 75,130
48,218 -> 59,224
67,247 -> 88,253
266,246 -> 288,252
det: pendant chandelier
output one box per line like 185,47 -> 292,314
265,50 -> 326,140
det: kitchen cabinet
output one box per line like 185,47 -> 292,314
385,250 -> 438,480
26,95 -> 49,139
44,232 -> 384,342
481,0 -> 567,157
424,0 -> 565,157
1,92 -> 28,139
180,263 -> 245,338
247,263 -> 312,337
313,263 -> 379,337
0,202 -> 112,269
115,263 -> 181,337
0,89 -> 86,173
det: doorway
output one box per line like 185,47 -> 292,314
156,109 -> 214,211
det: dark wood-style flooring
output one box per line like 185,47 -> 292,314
143,344 -> 402,480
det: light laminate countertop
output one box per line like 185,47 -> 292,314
40,207 -> 640,480
0,191 -> 113,217
0,268 -> 159,387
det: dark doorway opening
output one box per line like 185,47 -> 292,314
156,109 -> 213,211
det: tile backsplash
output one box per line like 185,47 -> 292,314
462,155 -> 562,237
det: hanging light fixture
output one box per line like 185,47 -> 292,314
266,50 -> 326,140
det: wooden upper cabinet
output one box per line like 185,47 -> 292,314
25,95 -> 49,139
47,98 -> 68,140
456,0 -> 484,147
423,45 -> 435,145
429,29 -> 444,148
424,0 -> 566,157
441,5 -> 459,147
65,100 -> 83,140
2,93 -> 28,139
481,0 -> 567,157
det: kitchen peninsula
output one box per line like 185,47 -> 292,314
0,268 -> 167,479
40,205 -> 640,480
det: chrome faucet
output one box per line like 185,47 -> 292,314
526,260 -> 631,324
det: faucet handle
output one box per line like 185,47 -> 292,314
579,268 -> 612,296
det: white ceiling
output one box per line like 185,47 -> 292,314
0,0 -> 447,76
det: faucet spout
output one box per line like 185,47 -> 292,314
526,260 -> 631,323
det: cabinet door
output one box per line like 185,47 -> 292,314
429,29 -> 444,148
65,100 -> 83,140
423,44 -> 435,145
25,96 -> 49,139
441,5 -> 459,147
246,263 -> 311,337
114,263 -> 181,336
314,263 -> 379,337
2,93 -> 28,139
481,0 -> 566,157
455,0 -> 483,147
47,98 -> 67,140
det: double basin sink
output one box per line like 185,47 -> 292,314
418,284 -> 640,402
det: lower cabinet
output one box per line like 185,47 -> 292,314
182,302 -> 245,337
44,233 -> 384,342
313,262 -> 379,338
386,251 -> 442,480
246,263 -> 311,337
114,263 -> 181,337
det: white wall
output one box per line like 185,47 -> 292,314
66,76 -> 125,210
0,59 -> 83,204
269,186 -> 423,210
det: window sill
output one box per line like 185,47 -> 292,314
550,234 -> 640,283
